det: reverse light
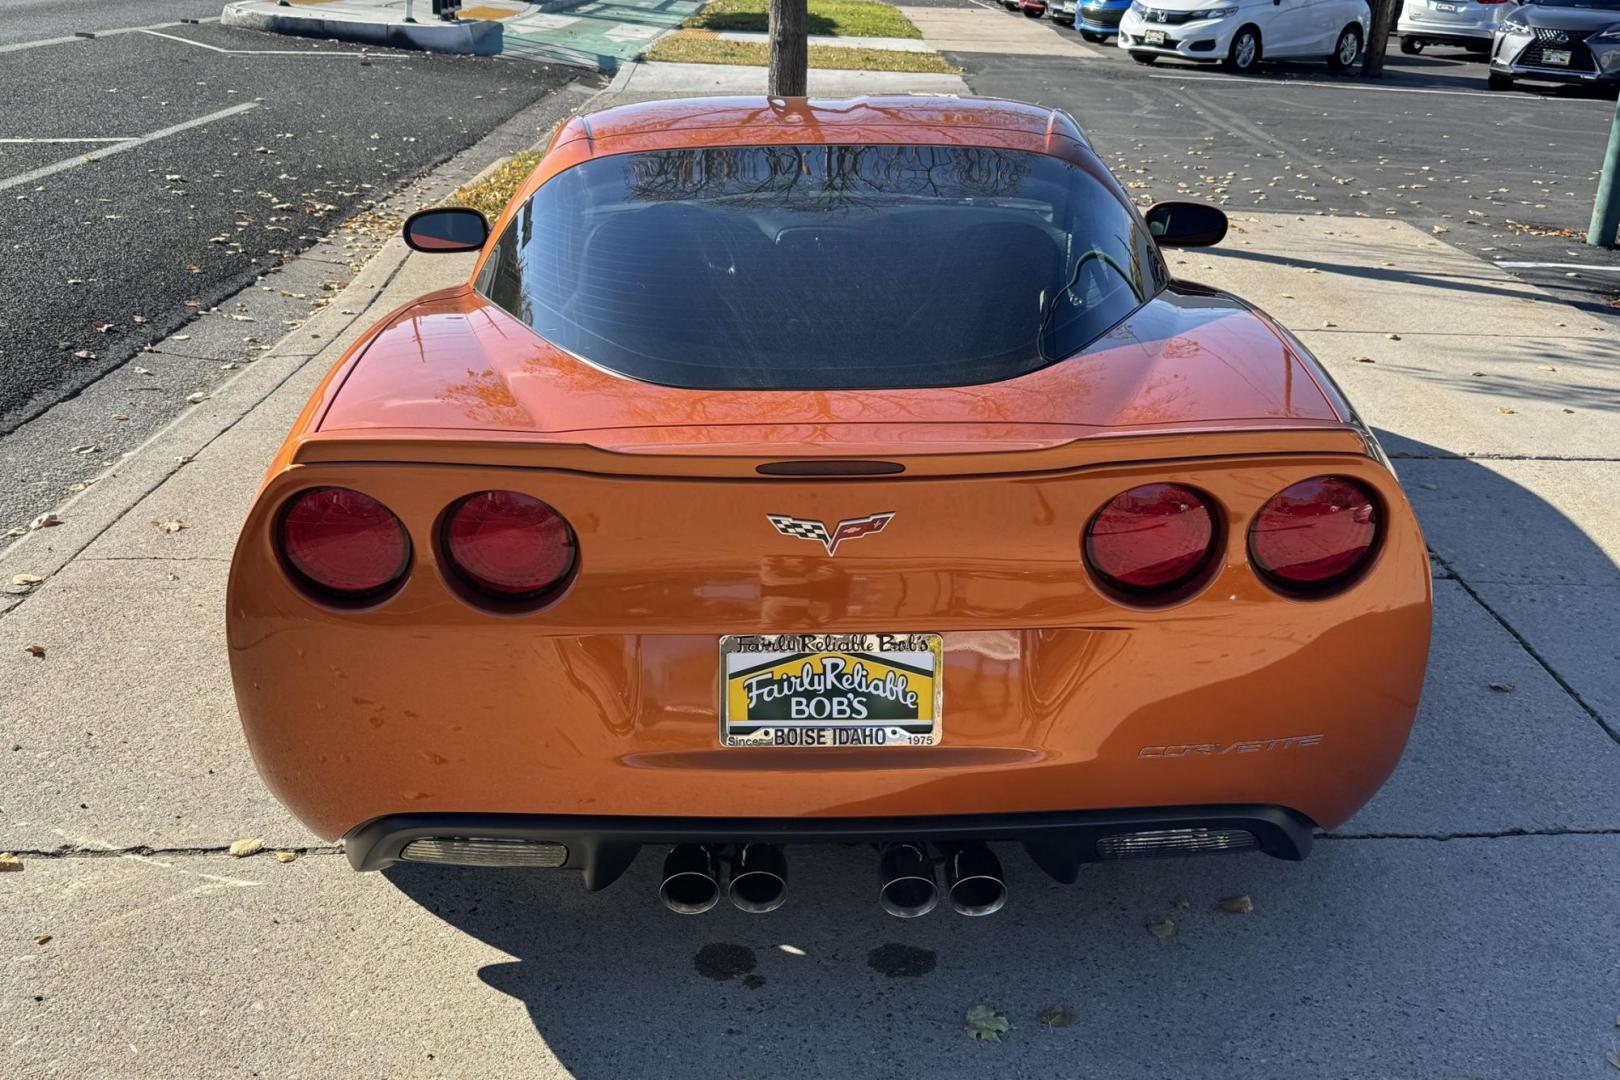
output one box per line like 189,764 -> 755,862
1249,476 -> 1380,594
1084,483 -> 1218,597
278,487 -> 410,599
442,490 -> 576,602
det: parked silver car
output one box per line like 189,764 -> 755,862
1487,0 -> 1620,90
1398,0 -> 1515,53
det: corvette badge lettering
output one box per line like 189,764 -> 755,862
767,512 -> 895,555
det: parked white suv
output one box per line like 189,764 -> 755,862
1118,0 -> 1371,71
1398,0 -> 1516,53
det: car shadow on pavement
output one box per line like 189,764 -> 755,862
381,433 -> 1619,1078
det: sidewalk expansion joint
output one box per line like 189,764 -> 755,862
1321,826 -> 1620,841
1432,549 -> 1620,748
4,843 -> 344,859
1392,453 -> 1620,462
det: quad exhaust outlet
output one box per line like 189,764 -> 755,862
878,841 -> 940,918
658,841 -> 1007,917
727,843 -> 788,913
658,844 -> 722,914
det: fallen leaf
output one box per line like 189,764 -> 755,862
1037,1005 -> 1073,1028
35,934 -> 51,945
112,414 -> 129,422
132,314 -> 147,324
228,838 -> 264,858
273,850 -> 299,864
1217,895 -> 1255,914
1147,918 -> 1178,940
154,520 -> 189,534
1387,333 -> 1402,341
186,392 -> 208,404
29,513 -> 61,530
1497,406 -> 1517,415
11,574 -> 43,588
1488,682 -> 1515,693
965,1005 -> 1010,1043
1608,1050 -> 1620,1071
0,853 -> 22,871
93,320 -> 111,332
1355,356 -> 1375,364
25,645 -> 45,659
74,349 -> 96,360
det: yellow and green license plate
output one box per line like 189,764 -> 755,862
719,633 -> 942,748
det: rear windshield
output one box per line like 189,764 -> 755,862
480,144 -> 1163,390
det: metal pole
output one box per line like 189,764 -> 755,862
1589,94 -> 1620,249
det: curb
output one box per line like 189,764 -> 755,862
0,87 -> 600,612
220,1 -> 502,55
0,239 -> 413,612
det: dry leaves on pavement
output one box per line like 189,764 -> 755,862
228,838 -> 265,858
964,1005 -> 1010,1043
1217,895 -> 1255,915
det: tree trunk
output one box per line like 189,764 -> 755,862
768,0 -> 809,96
1361,0 -> 1396,75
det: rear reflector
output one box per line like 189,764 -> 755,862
1084,482 -> 1217,595
1096,828 -> 1258,859
1249,475 -> 1379,593
400,837 -> 569,868
278,487 -> 410,598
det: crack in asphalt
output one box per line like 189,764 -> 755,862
1432,549 -> 1620,747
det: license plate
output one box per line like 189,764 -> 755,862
1434,3 -> 1457,11
1542,47 -> 1571,65
719,633 -> 942,748
1144,28 -> 1166,44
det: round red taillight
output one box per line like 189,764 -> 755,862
1249,476 -> 1380,593
1084,483 -> 1217,595
443,490 -> 576,600
278,487 -> 410,598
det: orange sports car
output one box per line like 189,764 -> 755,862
227,96 -> 1431,918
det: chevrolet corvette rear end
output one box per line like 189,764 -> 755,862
227,97 -> 1431,917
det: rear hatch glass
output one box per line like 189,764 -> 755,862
480,143 -> 1164,391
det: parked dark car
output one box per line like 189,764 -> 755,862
1488,0 -> 1620,90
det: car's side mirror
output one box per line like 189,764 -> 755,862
403,207 -> 489,253
1144,201 -> 1228,248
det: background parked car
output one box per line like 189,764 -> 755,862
1019,0 -> 1050,16
1052,0 -> 1078,25
1399,0 -> 1515,54
1487,0 -> 1620,89
1118,0 -> 1370,72
1077,0 -> 1132,38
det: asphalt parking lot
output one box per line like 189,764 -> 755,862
0,18 -> 579,537
949,6 -> 1620,313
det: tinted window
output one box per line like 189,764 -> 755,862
482,144 -> 1162,390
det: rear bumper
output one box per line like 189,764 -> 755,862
347,804 -> 1318,886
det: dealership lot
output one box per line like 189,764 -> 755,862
4,6 -> 1620,1078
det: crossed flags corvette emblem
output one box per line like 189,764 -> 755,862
767,512 -> 895,556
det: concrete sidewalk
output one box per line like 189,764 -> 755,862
3,86 -> 1620,1079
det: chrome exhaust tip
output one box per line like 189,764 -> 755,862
944,843 -> 1006,917
659,844 -> 722,914
727,843 -> 788,913
878,841 -> 939,918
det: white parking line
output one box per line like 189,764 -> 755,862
1496,261 -> 1620,271
0,103 -> 259,193
138,28 -> 408,57
0,17 -> 221,54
